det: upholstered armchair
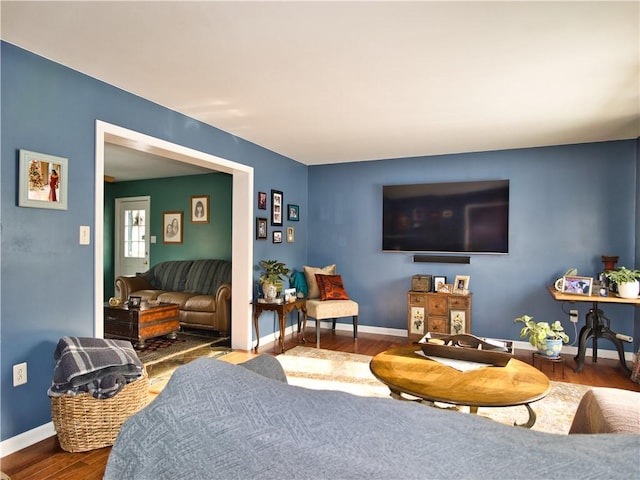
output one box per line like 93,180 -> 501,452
300,265 -> 358,348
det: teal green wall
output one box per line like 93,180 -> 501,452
104,172 -> 232,298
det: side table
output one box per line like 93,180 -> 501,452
252,299 -> 307,353
532,352 -> 565,379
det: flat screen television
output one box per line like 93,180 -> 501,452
382,179 -> 509,254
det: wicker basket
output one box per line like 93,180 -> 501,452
51,371 -> 149,452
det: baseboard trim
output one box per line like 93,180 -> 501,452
0,422 -> 55,458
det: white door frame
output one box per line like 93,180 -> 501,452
95,120 -> 254,350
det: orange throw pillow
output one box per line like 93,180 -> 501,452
315,274 -> 350,301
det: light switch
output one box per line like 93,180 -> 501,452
79,226 -> 90,245
151,235 -> 157,244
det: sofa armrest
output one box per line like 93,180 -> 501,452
115,275 -> 154,301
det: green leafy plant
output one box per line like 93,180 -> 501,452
258,259 -> 290,285
604,266 -> 640,285
513,315 -> 569,350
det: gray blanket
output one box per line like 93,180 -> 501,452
105,356 -> 640,480
48,336 -> 143,399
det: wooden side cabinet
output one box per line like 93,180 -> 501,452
407,291 -> 472,342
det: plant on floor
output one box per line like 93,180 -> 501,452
514,315 -> 569,357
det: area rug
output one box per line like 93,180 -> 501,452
136,332 -> 229,366
276,346 -> 590,435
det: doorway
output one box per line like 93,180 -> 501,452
95,120 -> 254,350
114,196 -> 151,280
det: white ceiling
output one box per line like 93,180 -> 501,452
2,1 -> 639,177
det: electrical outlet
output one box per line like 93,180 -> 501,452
13,362 -> 27,386
569,309 -> 579,323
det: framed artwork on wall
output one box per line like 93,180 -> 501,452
258,191 -> 267,210
287,204 -> 299,221
286,226 -> 295,243
256,217 -> 267,239
190,195 -> 209,223
273,230 -> 283,244
18,149 -> 68,210
163,211 -> 183,244
271,190 -> 283,226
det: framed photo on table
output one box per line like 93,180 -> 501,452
271,190 -> 283,226
433,276 -> 447,292
561,275 -> 593,296
18,149 -> 68,210
190,195 -> 209,223
163,211 -> 183,244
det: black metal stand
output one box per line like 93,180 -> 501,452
574,301 -> 630,374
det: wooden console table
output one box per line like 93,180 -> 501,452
252,299 -> 307,353
547,286 -> 639,374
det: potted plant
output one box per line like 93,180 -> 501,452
604,266 -> 640,299
513,315 -> 569,358
258,259 -> 291,299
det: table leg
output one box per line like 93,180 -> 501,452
297,305 -> 308,344
278,311 -> 286,353
253,310 -> 261,352
514,403 -> 536,428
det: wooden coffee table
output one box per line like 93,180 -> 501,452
104,302 -> 180,349
370,346 -> 551,428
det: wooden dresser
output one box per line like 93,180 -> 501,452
407,291 -> 472,342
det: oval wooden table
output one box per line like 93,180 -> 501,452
369,346 -> 551,428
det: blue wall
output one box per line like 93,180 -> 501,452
1,42 -> 307,441
1,41 -> 637,444
308,142 -> 638,343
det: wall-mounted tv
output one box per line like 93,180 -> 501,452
383,179 -> 509,254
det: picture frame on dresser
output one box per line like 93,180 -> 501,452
450,310 -> 466,334
410,307 -> 425,335
433,276 -> 446,292
453,275 -> 470,294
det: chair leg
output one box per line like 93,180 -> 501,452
353,315 -> 358,340
316,318 -> 320,349
332,318 -> 336,331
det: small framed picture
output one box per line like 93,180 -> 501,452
273,230 -> 283,243
128,296 -> 142,308
450,310 -> 466,334
163,211 -> 183,244
287,204 -> 299,221
258,191 -> 267,210
256,217 -> 268,240
453,275 -> 470,294
284,287 -> 296,303
410,307 -> 425,335
190,195 -> 209,223
561,275 -> 593,296
286,226 -> 295,243
18,149 -> 68,210
433,276 -> 447,292
271,190 -> 283,226
438,283 -> 453,294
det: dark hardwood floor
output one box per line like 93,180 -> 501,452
2,330 -> 638,479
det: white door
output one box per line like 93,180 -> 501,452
115,196 -> 151,284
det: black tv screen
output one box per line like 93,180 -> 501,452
383,179 -> 509,254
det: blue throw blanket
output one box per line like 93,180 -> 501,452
48,336 -> 143,399
105,356 -> 640,479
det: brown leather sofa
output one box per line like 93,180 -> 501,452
115,259 -> 231,335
